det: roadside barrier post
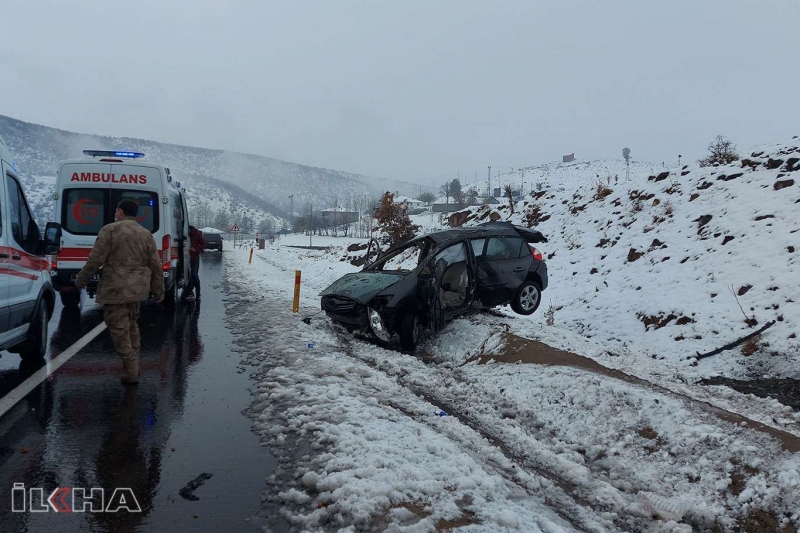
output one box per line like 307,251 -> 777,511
249,247 -> 254,264
292,270 -> 301,313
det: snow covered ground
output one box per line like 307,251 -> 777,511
220,234 -> 800,532
418,140 -> 800,382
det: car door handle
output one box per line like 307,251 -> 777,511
0,253 -> 8,259
12,254 -> 21,261
513,267 -> 526,273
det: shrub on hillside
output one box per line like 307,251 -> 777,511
594,179 -> 613,201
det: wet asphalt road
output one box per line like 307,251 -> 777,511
0,253 -> 275,532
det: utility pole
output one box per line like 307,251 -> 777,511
310,205 -> 313,247
487,166 -> 491,197
288,194 -> 294,233
521,169 -> 525,196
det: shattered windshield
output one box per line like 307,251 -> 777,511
368,238 -> 432,272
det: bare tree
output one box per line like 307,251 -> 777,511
465,187 -> 478,206
440,181 -> 450,204
417,191 -> 435,204
504,184 -> 515,215
699,135 -> 740,167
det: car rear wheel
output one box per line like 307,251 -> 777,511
20,301 -> 49,361
511,281 -> 541,315
399,313 -> 420,351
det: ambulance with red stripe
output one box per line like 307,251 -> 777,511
0,134 -> 57,360
50,150 -> 189,307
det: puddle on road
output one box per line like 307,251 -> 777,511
473,333 -> 800,453
701,377 -> 800,411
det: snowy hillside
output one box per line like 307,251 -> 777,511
0,114 -> 429,225
434,138 -> 800,380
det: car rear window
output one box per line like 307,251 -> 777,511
485,237 -> 527,261
204,233 -> 222,241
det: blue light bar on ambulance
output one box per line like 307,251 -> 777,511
82,150 -> 145,159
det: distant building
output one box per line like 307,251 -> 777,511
563,153 -> 575,163
319,207 -> 359,227
394,195 -> 424,208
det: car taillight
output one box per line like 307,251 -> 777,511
161,235 -> 171,266
531,247 -> 543,261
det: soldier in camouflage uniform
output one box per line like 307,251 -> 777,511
74,200 -> 165,384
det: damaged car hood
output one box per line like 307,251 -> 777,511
320,271 -> 406,305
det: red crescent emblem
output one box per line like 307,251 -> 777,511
136,207 -> 148,223
72,199 -> 99,226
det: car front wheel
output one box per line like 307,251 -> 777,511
511,281 -> 541,315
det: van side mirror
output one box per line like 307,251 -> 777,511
44,222 -> 62,255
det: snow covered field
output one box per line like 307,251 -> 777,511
220,238 -> 800,532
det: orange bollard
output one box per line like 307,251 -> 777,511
292,270 -> 301,313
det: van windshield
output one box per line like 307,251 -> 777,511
62,189 -> 159,235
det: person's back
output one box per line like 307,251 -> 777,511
86,218 -> 163,304
183,226 -> 206,300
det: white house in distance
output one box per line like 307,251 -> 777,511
393,195 -> 425,208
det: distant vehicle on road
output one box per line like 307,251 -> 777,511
321,222 -> 548,350
203,232 -> 223,252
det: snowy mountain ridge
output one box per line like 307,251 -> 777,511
445,136 -> 800,379
0,114 -> 428,228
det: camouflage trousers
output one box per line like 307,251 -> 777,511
103,303 -> 141,363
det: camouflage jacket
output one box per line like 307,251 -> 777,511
75,216 -> 165,304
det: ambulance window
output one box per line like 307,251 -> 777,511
6,175 -> 40,253
112,190 -> 159,233
170,193 -> 183,236
63,189 -> 106,235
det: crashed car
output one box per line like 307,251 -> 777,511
320,221 -> 548,350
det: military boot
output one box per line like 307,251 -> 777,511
121,359 -> 140,384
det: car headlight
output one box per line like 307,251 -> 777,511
367,308 -> 390,342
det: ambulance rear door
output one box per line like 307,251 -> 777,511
57,162 -> 113,271
105,162 -> 163,257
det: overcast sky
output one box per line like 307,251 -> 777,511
2,0 -> 798,184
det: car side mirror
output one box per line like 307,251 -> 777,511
44,222 -> 62,255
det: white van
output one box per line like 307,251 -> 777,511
51,151 -> 190,306
0,134 -> 57,360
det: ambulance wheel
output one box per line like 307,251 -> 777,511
164,285 -> 177,309
20,302 -> 49,361
60,290 -> 80,309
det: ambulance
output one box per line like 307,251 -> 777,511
0,134 -> 58,360
51,151 -> 190,307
